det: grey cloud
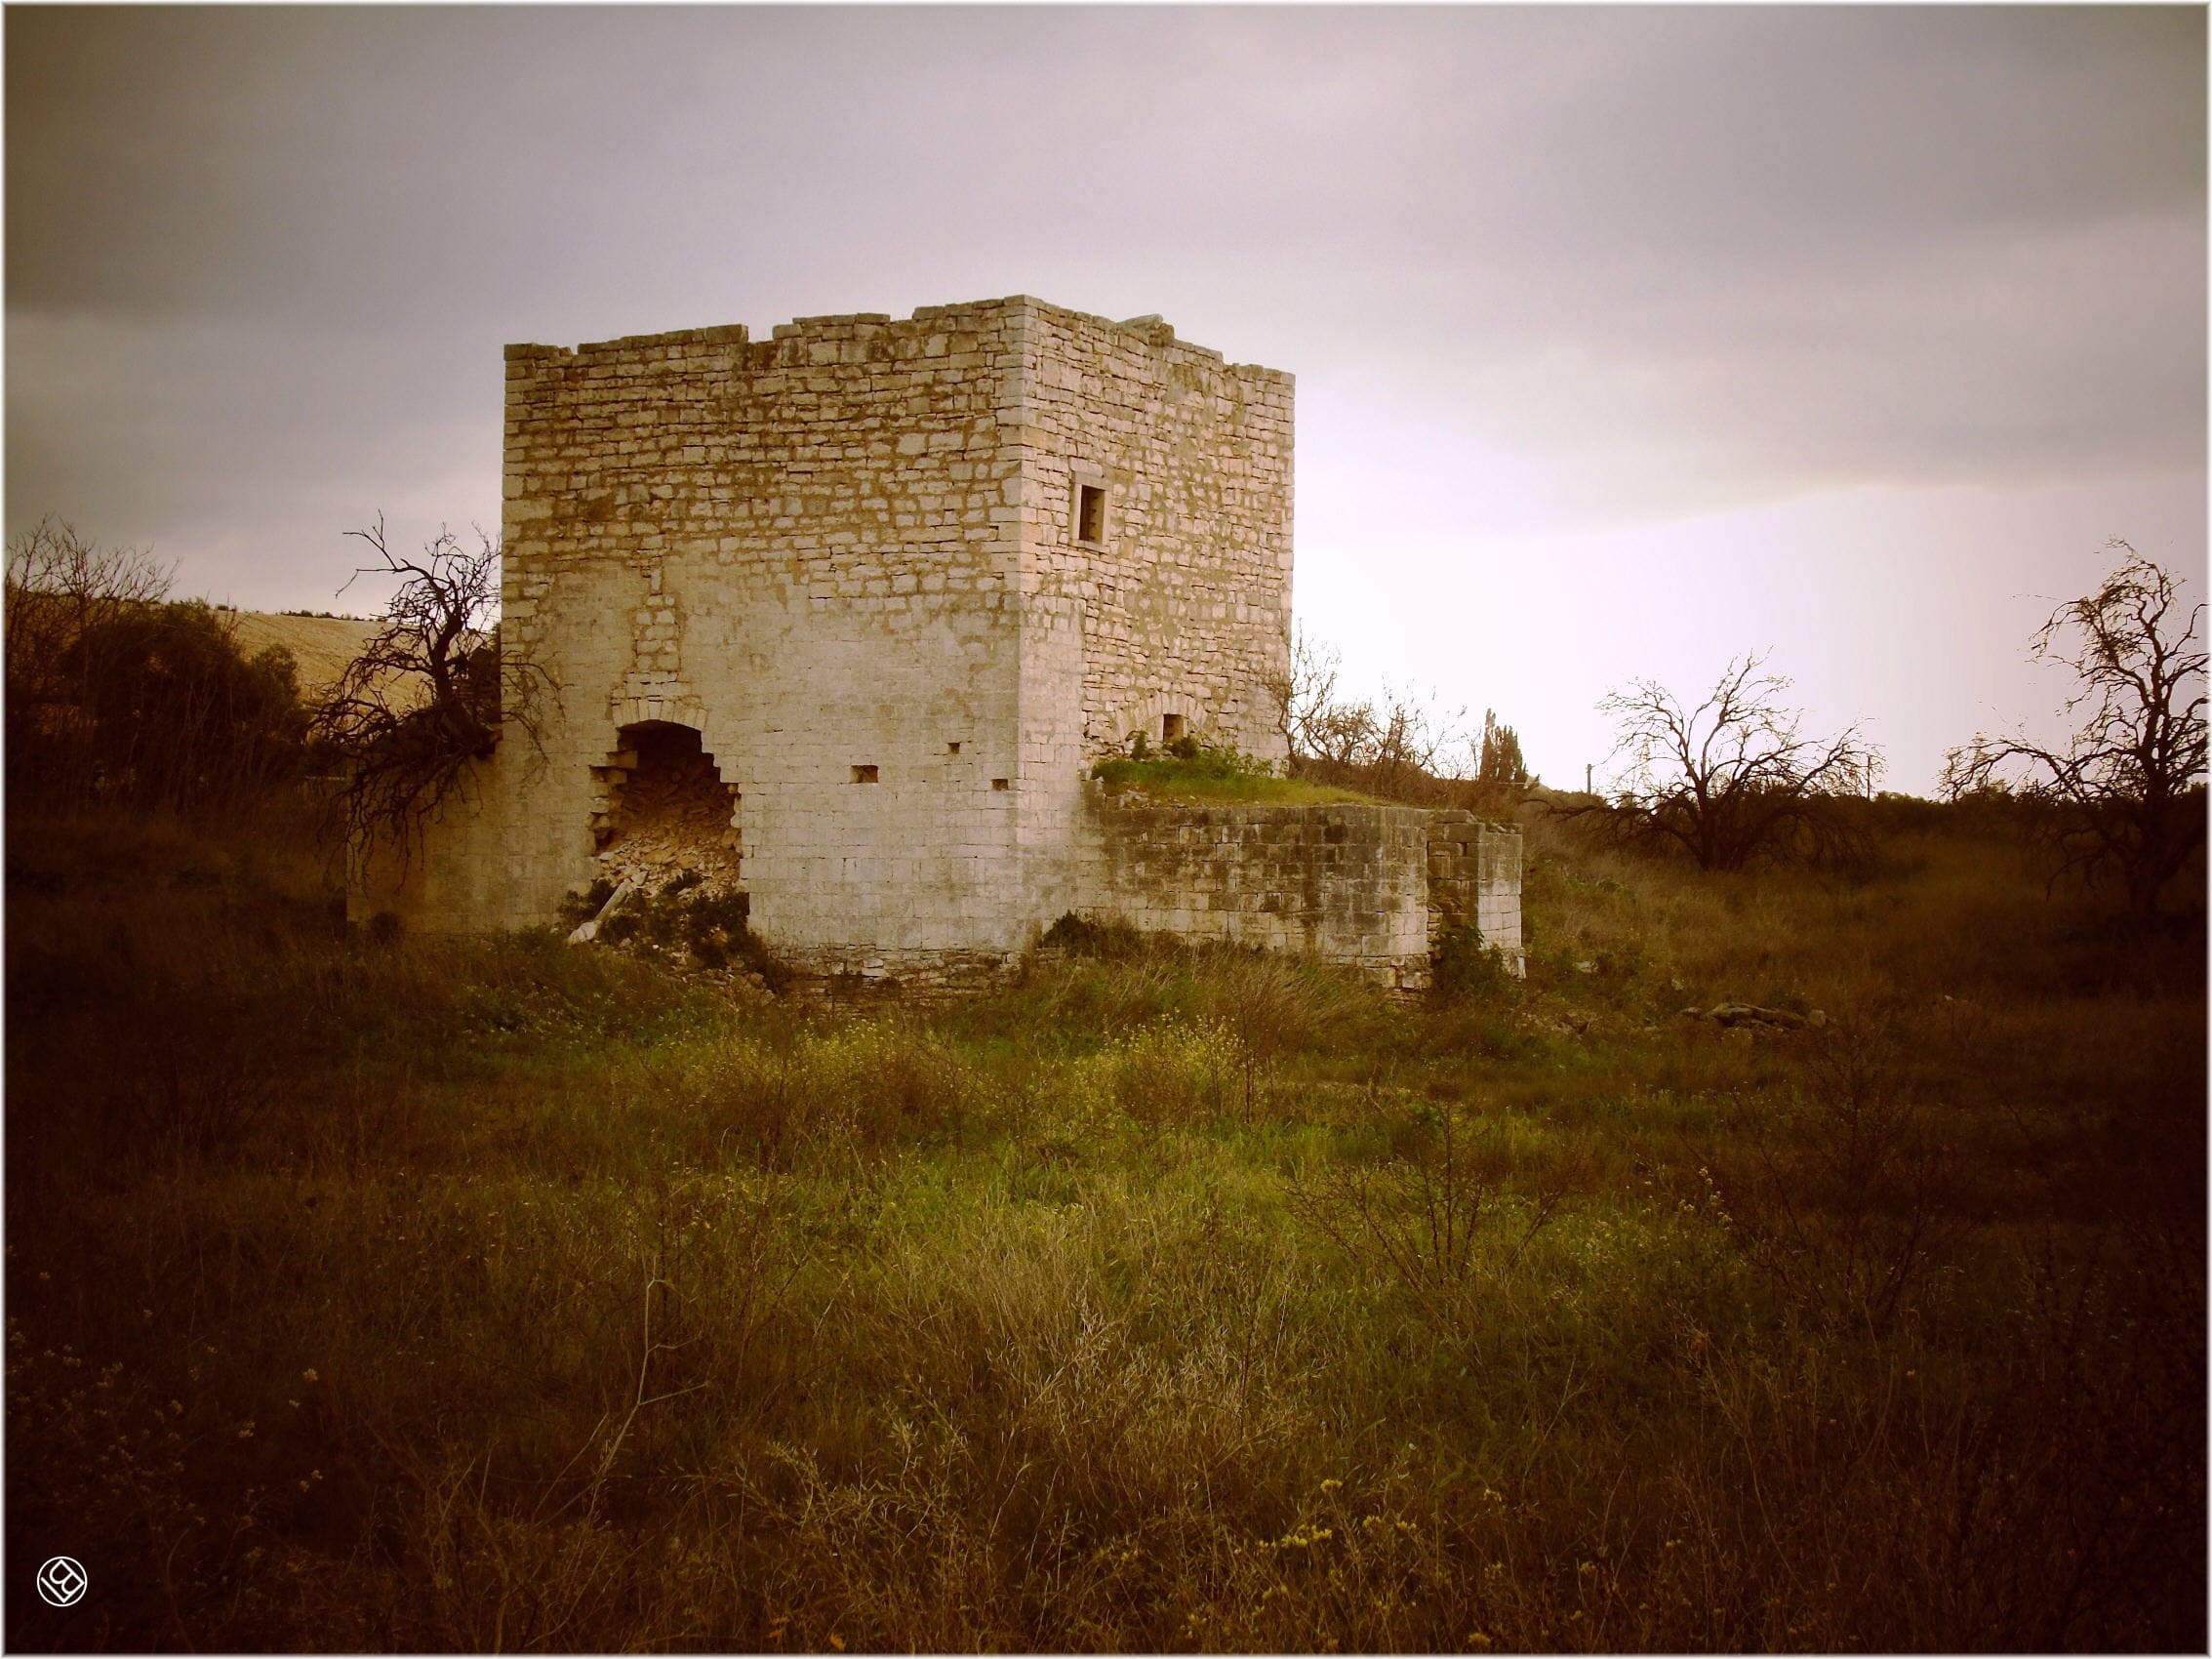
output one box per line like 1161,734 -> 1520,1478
6,5 -> 2202,564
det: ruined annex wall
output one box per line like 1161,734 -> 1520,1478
1427,812 -> 1526,967
346,758 -> 510,932
1077,790 -> 1432,987
481,303 -> 1033,964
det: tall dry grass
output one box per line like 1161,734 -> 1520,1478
7,803 -> 2202,1650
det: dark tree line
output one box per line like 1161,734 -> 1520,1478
5,517 -> 306,819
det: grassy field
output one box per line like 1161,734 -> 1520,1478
225,612 -> 380,698
5,803 -> 2202,1651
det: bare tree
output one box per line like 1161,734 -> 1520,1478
1267,627 -> 1474,802
1267,626 -> 1346,765
5,514 -> 170,600
1944,541 -> 2206,917
308,515 -> 550,873
1594,653 -> 1875,870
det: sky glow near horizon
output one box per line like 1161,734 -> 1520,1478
7,5 -> 2204,793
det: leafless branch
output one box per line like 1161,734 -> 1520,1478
1943,541 -> 2206,916
308,514 -> 553,876
1584,652 -> 1876,870
1267,627 -> 1484,806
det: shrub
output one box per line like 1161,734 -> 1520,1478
566,877 -> 783,985
1106,1018 -> 1241,1126
5,567 -> 307,820
1038,911 -> 1148,959
560,876 -> 620,928
1432,923 -> 1515,1000
1091,743 -> 1276,790
1285,1103 -> 1563,1341
704,1023 -> 977,1159
1709,1018 -> 1960,1334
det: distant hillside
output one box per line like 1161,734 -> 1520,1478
228,612 -> 378,696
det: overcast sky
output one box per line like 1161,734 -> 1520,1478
8,5 -> 2204,791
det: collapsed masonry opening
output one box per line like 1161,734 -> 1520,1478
591,721 -> 743,895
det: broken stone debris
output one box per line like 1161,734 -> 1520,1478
1678,1002 -> 1828,1032
566,871 -> 642,945
597,728 -> 744,896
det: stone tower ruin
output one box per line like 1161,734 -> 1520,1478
362,296 -> 1521,986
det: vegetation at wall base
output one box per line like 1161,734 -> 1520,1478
561,872 -> 790,990
7,796 -> 2201,1652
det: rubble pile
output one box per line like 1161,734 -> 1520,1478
599,728 -> 743,894
1678,1001 -> 1827,1032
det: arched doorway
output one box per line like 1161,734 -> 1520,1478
591,721 -> 742,893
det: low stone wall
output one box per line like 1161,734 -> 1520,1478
1066,789 -> 1525,988
1428,810 -> 1525,970
1075,789 -> 1435,987
365,768 -> 1527,996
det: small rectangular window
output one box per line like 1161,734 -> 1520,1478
1161,713 -> 1186,745
851,764 -> 878,784
1076,483 -> 1106,545
946,741 -> 961,754
990,777 -> 1010,791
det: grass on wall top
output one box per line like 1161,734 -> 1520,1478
1091,743 -> 1381,805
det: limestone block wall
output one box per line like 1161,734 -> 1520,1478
485,303 -> 1035,958
1011,305 -> 1294,767
1076,789 -> 1434,987
345,757 -> 507,930
367,295 -> 1314,977
1428,811 -> 1525,966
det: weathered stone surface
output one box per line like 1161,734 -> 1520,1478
1067,790 -> 1524,989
